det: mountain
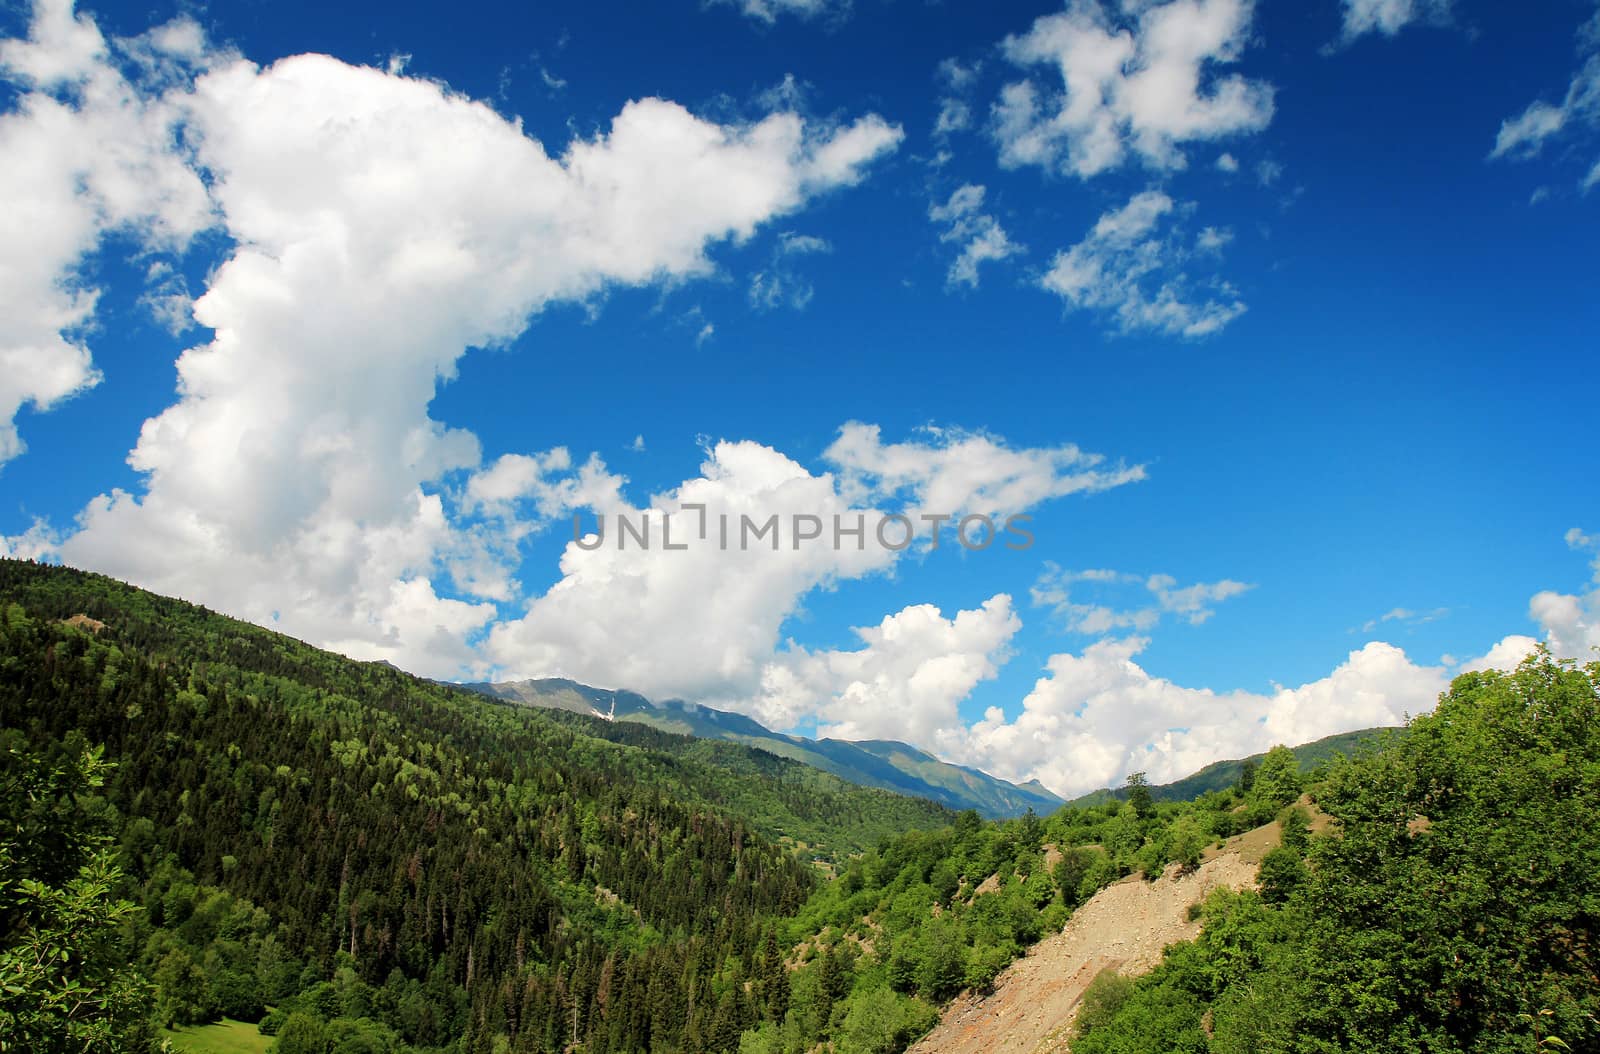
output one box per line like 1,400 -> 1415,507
8,558 -> 1598,1054
1062,725 -> 1398,808
459,677 -> 1064,819
0,558 -> 953,1052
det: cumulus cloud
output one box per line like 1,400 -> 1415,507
1490,10 -> 1600,190
956,636 -> 1448,796
475,423 -> 1144,743
928,184 -> 1023,289
756,594 -> 1021,745
1458,634 -> 1542,675
0,0 -> 213,466
1496,526 -> 1600,663
994,0 -> 1273,179
0,519 -> 60,561
1338,0 -> 1452,42
1451,530 -> 1600,673
1031,563 -> 1252,634
484,438 -> 897,704
962,533 -> 1600,796
1040,189 -> 1246,337
1,0 -> 902,677
484,426 -> 1143,714
1527,588 -> 1600,660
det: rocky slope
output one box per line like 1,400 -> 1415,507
909,826 -> 1276,1054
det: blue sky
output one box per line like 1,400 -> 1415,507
2,0 -> 1596,794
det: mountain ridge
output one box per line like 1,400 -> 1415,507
458,676 -> 1066,819
1061,725 -> 1398,808
459,677 -> 1400,819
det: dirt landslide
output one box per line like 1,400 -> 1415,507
907,845 -> 1262,1054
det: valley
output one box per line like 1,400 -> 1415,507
3,559 -> 1597,1054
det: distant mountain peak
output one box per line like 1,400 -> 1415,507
458,677 -> 1063,819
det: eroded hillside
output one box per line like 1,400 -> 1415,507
909,826 -> 1277,1054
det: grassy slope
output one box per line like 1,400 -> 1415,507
159,1018 -> 272,1054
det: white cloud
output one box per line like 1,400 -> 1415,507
749,231 -> 833,310
745,529 -> 1599,788
480,438 -> 898,710
957,636 -> 1448,797
0,0 -> 213,466
1458,634 -> 1542,675
1490,12 -> 1600,190
756,594 -> 1021,745
464,448 -> 624,524
1,0 -> 902,677
934,58 -> 982,139
1494,102 -> 1574,160
1147,572 -> 1253,622
823,421 -> 1146,517
0,519 -> 60,560
928,184 -> 1023,289
994,0 -> 1273,179
1040,189 -> 1246,337
778,231 -> 831,255
1215,151 -> 1239,172
939,58 -> 981,91
958,533 -> 1600,797
485,425 -> 1144,712
1482,526 -> 1600,664
1338,0 -> 1452,42
1195,225 -> 1232,252
1568,526 -> 1599,571
1356,605 -> 1449,633
1031,563 -> 1252,634
935,97 -> 972,137
139,261 -> 197,336
711,0 -> 849,25
1528,588 -> 1600,660
802,115 -> 904,186
1458,529 -> 1600,672
448,447 -> 625,603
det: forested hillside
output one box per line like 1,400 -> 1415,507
757,652 -> 1600,1054
1067,653 -> 1600,1054
1056,726 -> 1395,810
0,560 -> 947,1052
736,729 -> 1322,1054
3,558 -> 1597,1054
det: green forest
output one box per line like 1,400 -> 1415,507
2,559 -> 1597,1053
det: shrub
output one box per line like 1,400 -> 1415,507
1074,969 -> 1135,1039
